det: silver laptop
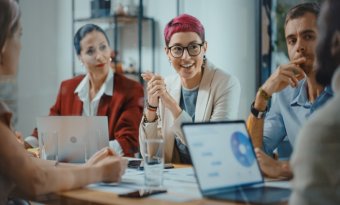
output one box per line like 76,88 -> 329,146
181,120 -> 291,204
37,116 -> 109,163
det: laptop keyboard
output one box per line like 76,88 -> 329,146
211,186 -> 291,204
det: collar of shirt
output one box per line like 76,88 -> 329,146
74,70 -> 114,116
323,85 -> 334,96
290,77 -> 334,113
75,69 -> 114,100
290,78 -> 310,108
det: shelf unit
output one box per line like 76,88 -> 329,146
71,0 -> 155,83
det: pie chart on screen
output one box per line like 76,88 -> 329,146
230,131 -> 255,167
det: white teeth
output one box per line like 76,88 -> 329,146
182,64 -> 193,68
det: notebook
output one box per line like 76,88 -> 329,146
36,116 -> 109,163
181,120 -> 291,204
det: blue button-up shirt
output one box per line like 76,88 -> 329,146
263,79 -> 333,155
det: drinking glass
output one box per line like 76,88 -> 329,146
40,131 -> 58,161
142,139 -> 164,187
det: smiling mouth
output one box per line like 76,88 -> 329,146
96,63 -> 106,67
181,64 -> 194,69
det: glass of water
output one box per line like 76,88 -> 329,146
142,139 -> 164,187
40,131 -> 58,161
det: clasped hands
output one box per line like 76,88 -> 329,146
141,72 -> 167,107
141,72 -> 182,118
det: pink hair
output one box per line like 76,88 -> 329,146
164,14 -> 205,46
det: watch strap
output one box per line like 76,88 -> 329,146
250,101 -> 268,119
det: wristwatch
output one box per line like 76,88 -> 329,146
250,101 -> 268,119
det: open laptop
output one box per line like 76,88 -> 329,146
37,116 -> 109,163
181,120 -> 291,204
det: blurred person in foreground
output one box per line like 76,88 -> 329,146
290,0 -> 340,204
0,0 -> 127,203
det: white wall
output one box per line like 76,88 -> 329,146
18,0 -> 73,135
17,0 -> 256,136
182,0 -> 256,120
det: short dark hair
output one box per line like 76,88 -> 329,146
316,0 -> 340,86
73,24 -> 110,55
285,2 -> 320,27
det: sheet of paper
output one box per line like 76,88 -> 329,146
87,167 -> 202,202
163,167 -> 196,183
87,183 -> 136,194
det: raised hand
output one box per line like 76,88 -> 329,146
141,72 -> 182,118
142,72 -> 162,107
261,57 -> 306,96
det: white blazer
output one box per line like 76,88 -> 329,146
139,61 -> 241,163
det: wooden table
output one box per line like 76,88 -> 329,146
31,164 -> 288,205
33,189 -> 287,205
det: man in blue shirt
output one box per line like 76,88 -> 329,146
247,2 -> 333,178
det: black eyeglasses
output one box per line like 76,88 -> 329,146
167,42 -> 204,58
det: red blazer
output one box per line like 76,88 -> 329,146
32,73 -> 144,157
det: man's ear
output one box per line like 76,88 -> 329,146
331,31 -> 340,57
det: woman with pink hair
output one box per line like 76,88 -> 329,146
139,14 -> 241,163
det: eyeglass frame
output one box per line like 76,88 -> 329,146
167,42 -> 205,58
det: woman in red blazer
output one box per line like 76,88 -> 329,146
27,24 -> 144,157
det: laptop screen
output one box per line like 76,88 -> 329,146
182,121 -> 263,192
37,116 -> 109,163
